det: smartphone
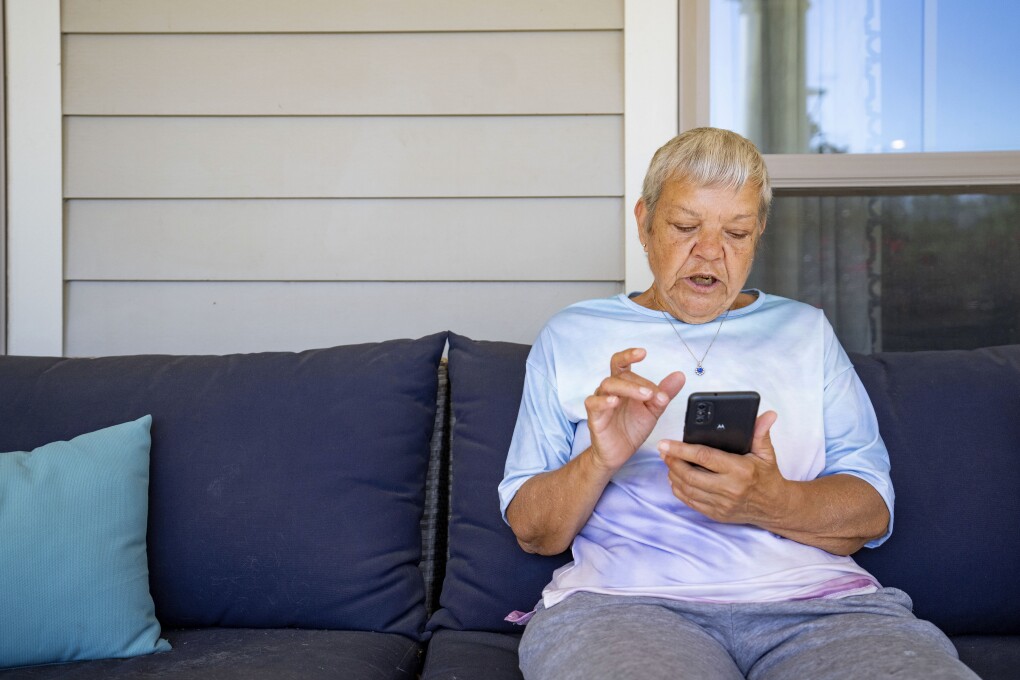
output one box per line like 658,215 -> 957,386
683,391 -> 760,454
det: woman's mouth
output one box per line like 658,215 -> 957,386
688,275 -> 718,287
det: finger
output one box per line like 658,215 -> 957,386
584,394 -> 620,429
665,461 -> 748,522
609,348 -> 646,376
664,456 -> 727,500
658,449 -> 734,515
657,438 -> 683,461
643,371 -> 686,416
657,370 -> 687,398
751,410 -> 778,462
665,460 -> 711,488
658,440 -> 726,473
666,468 -> 718,511
596,373 -> 661,403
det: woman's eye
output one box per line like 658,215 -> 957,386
673,223 -> 697,232
727,231 -> 750,240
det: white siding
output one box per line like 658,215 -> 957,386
65,116 -> 622,198
64,32 -> 622,116
66,198 -> 623,281
61,0 -> 622,33
65,281 -> 620,356
61,0 -> 625,355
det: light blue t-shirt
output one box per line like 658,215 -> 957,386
499,291 -> 894,607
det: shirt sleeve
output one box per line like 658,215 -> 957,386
498,332 -> 577,523
820,325 -> 895,548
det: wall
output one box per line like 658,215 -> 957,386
57,0 -> 625,354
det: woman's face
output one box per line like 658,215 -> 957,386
637,180 -> 763,324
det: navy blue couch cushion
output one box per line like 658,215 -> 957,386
952,635 -> 1020,680
0,334 -> 447,640
421,630 -> 522,680
851,345 -> 1020,636
0,629 -> 420,680
428,334 -> 572,633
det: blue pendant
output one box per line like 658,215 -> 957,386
695,365 -> 705,376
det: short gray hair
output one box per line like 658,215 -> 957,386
640,127 -> 772,230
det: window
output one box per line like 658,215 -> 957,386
711,0 -> 1020,154
700,0 -> 1020,352
747,190 -> 1020,353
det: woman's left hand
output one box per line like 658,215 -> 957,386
658,411 -> 789,527
658,410 -> 890,555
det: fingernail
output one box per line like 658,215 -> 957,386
657,441 -> 669,454
655,392 -> 668,405
639,387 -> 653,398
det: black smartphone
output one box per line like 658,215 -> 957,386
683,391 -> 761,454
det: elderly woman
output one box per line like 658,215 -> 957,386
499,128 -> 976,679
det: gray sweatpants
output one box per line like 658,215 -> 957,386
518,589 -> 979,680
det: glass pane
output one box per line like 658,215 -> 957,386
746,191 -> 1020,353
710,0 -> 1020,154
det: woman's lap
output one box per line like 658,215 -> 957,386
518,589 -> 977,680
518,591 -> 743,680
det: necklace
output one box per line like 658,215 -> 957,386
652,289 -> 728,377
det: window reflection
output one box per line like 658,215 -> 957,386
711,0 -> 1020,154
748,192 -> 1020,352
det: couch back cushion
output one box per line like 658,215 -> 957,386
0,334 -> 447,639
851,345 -> 1020,635
428,334 -> 572,633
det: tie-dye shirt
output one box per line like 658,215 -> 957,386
499,291 -> 893,608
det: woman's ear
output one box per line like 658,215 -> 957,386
635,199 -> 650,247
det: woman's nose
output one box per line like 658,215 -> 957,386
692,230 -> 724,259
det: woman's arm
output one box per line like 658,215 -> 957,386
506,446 -> 616,555
506,348 -> 686,555
659,412 -> 890,556
760,472 -> 889,555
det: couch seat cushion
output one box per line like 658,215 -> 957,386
952,635 -> 1020,680
421,630 -> 522,680
0,629 -> 420,680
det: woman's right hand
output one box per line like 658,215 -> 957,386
584,348 -> 686,473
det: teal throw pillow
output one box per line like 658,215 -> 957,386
0,416 -> 171,669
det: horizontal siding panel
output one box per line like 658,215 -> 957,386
65,281 -> 622,355
62,0 -> 623,33
64,32 -> 622,116
64,115 -> 623,198
65,198 -> 625,281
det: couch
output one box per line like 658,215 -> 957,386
0,331 -> 1017,679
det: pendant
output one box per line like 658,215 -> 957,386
695,365 -> 705,376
